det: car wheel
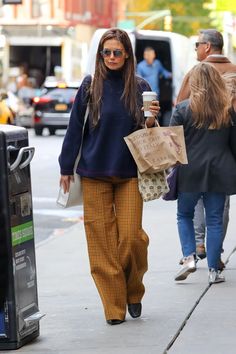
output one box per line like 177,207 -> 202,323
49,127 -> 56,135
35,127 -> 43,136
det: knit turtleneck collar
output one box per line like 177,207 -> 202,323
106,68 -> 123,79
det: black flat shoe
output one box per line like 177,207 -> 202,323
106,319 -> 125,325
128,303 -> 142,318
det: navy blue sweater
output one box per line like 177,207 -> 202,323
59,70 -> 150,178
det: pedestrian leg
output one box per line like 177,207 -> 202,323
177,192 -> 201,257
114,177 -> 149,304
194,197 -> 206,247
203,192 -> 225,270
222,196 -> 230,244
82,177 -> 126,321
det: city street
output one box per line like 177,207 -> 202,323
0,1 -> 236,353
2,177 -> 236,354
28,128 -> 83,244
1,126 -> 235,353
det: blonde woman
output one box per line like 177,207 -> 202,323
171,62 -> 236,284
222,72 -> 236,111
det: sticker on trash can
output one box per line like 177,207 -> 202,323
20,193 -> 31,217
11,220 -> 38,335
11,221 -> 34,246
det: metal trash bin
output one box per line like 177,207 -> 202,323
0,124 -> 44,350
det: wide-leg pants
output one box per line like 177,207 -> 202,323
82,177 -> 149,321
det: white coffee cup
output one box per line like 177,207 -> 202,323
142,91 -> 157,117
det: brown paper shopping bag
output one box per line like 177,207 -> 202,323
124,124 -> 188,173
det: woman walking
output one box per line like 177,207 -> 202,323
59,28 -> 159,324
171,62 -> 236,284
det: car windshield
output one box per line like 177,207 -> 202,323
44,88 -> 77,100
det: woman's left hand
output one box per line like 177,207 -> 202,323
149,100 -> 160,117
141,100 -> 160,118
142,100 -> 160,127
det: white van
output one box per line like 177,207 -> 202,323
86,29 -> 194,125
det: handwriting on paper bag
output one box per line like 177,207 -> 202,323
134,130 -> 182,155
162,130 -> 182,154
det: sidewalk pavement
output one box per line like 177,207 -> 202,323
2,197 -> 236,354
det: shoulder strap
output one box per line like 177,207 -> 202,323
73,105 -> 89,173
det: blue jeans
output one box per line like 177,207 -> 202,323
194,196 -> 229,249
177,192 -> 226,270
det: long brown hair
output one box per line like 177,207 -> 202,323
189,62 -> 231,129
89,28 -> 143,127
222,71 -> 236,111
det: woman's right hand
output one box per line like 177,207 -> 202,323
60,175 -> 74,194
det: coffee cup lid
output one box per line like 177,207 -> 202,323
142,91 -> 157,96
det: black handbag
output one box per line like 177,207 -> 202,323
162,166 -> 178,201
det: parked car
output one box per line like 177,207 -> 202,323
86,29 -> 194,125
15,98 -> 34,128
0,91 -> 14,125
32,81 -> 80,136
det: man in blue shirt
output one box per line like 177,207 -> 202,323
137,47 -> 172,97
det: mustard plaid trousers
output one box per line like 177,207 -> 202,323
82,177 -> 149,321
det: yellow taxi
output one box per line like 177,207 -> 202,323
0,92 -> 14,125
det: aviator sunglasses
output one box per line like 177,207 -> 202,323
195,41 -> 207,49
100,49 -> 124,58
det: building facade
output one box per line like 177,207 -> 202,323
0,0 -> 119,86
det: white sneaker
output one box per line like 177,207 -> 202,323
208,269 -> 225,284
175,255 -> 196,281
